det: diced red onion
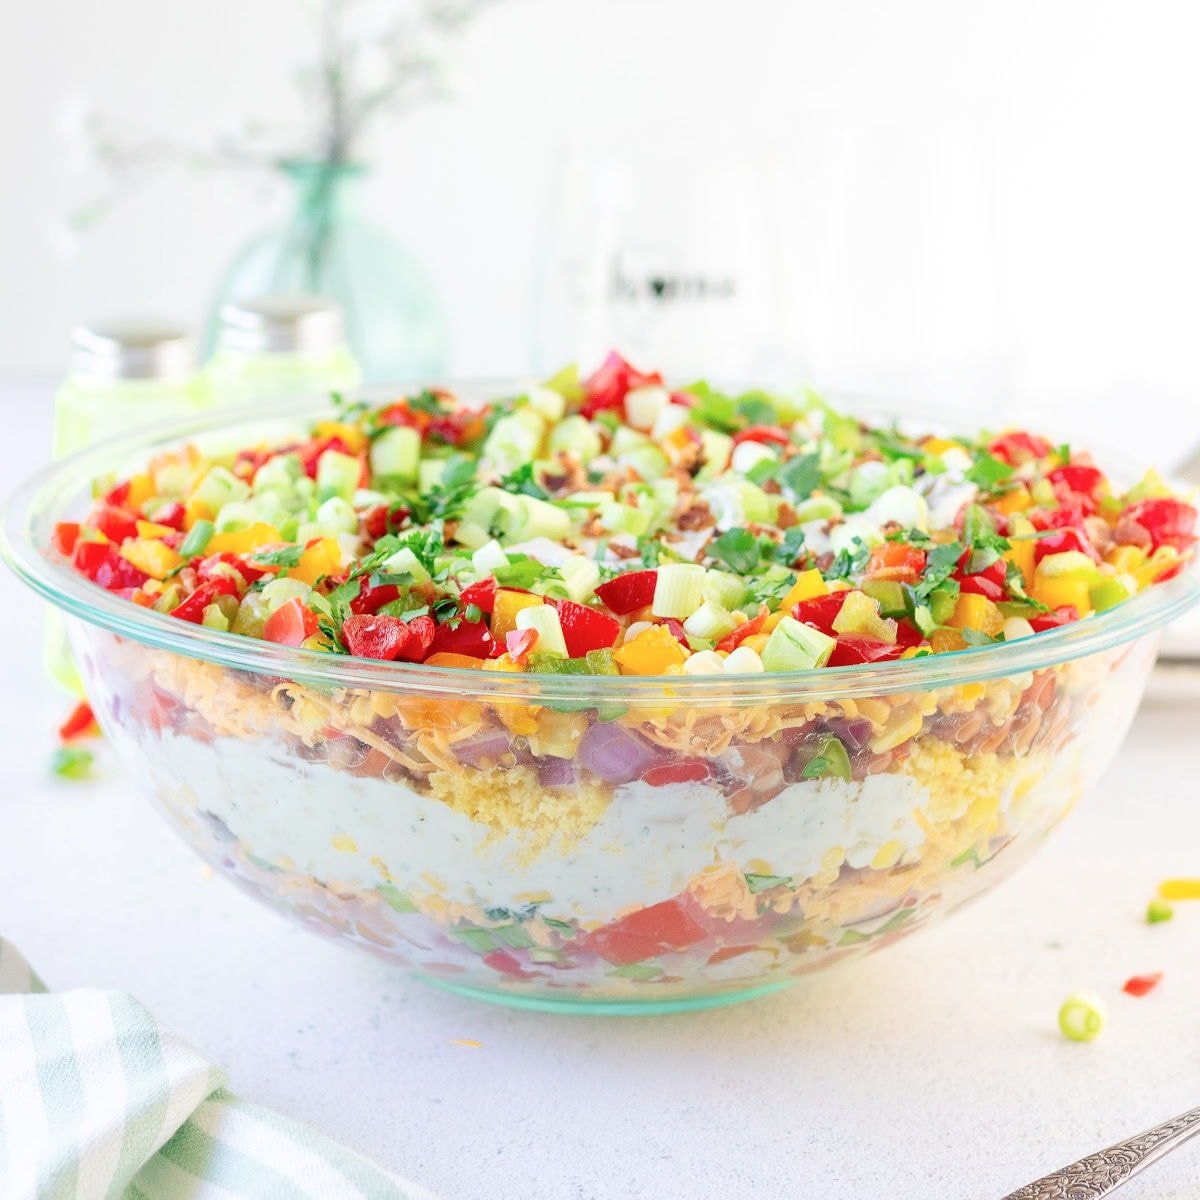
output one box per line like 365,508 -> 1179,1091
453,729 -> 514,767
536,757 -> 576,788
577,722 -> 664,784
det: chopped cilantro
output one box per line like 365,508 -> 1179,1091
826,537 -> 871,580
250,545 -> 304,569
912,541 -> 963,604
777,452 -> 821,500
965,452 -> 1015,490
708,528 -> 761,574
499,462 -> 549,500
494,555 -> 559,589
745,872 -> 792,894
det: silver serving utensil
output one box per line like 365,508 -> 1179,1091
1001,1106 -> 1200,1198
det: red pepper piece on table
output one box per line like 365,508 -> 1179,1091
52,522 -> 81,556
595,569 -> 659,615
58,700 -> 99,742
1122,972 -> 1163,997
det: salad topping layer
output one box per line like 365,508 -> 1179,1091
56,353 -> 1197,675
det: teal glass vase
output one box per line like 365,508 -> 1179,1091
205,160 -> 448,383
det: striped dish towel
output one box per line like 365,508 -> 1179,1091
0,940 -> 439,1200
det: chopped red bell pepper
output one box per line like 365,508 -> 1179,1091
103,480 -> 131,507
1033,527 -> 1099,564
1048,464 -> 1104,497
1122,972 -> 1163,997
595,569 -> 658,615
1028,606 -> 1079,632
148,502 -> 186,531
989,431 -> 1053,466
1124,498 -> 1197,551
586,895 -> 708,966
168,577 -> 238,623
90,503 -> 140,544
263,597 -> 319,646
893,619 -> 924,647
460,577 -> 499,615
732,425 -> 790,447
553,598 -> 620,657
716,607 -> 768,653
52,522 -> 81,557
482,949 -> 532,978
362,503 -> 409,542
827,635 -> 907,667
1030,501 -> 1090,532
72,542 -> 150,591
348,581 -> 402,615
642,759 -> 710,786
791,591 -> 850,635
294,435 -> 358,479
428,617 -> 494,659
197,551 -> 266,587
580,351 -> 663,420
58,700 -> 99,742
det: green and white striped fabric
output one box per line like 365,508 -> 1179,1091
0,940 -> 439,1200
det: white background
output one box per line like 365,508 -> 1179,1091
4,0 -> 1200,458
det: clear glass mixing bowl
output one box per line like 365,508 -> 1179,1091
5,397 -> 1197,1013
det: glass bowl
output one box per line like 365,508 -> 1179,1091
5,396 -> 1198,1014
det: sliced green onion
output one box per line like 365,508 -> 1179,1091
624,384 -> 670,431
525,384 -> 567,423
379,546 -> 432,585
482,408 -> 546,476
471,539 -> 510,573
193,465 -> 250,511
761,615 -> 836,671
259,577 -> 312,614
52,746 -> 94,781
599,502 -> 651,537
1146,898 -> 1175,925
1058,991 -> 1106,1042
500,495 -> 572,542
179,520 -> 214,558
800,734 -> 852,780
560,554 -> 601,602
548,415 -> 602,462
652,563 -> 706,619
316,449 -> 364,503
682,600 -> 737,641
515,604 -> 568,657
702,569 -> 748,610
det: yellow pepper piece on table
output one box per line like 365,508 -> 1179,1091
613,624 -> 689,674
1158,878 -> 1200,900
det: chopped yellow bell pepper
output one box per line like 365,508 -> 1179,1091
424,652 -> 485,669
207,523 -> 284,555
183,499 -> 213,531
923,436 -> 962,455
1106,545 -> 1147,573
994,484 -> 1032,515
946,593 -> 1005,635
1134,546 -> 1181,589
1030,573 -> 1092,616
313,420 -> 367,454
136,520 -> 176,540
741,634 -> 770,654
119,538 -> 183,580
492,589 -> 543,639
125,473 -> 155,511
781,568 -> 828,611
929,627 -> 968,653
613,624 -> 689,674
1158,878 -> 1200,901
292,537 -> 342,585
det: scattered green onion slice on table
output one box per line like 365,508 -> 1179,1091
1058,991 -> 1107,1042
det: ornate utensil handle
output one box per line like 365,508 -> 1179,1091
1002,1105 -> 1200,1198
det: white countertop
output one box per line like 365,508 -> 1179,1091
4,383 -> 1200,1199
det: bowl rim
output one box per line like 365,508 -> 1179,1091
4,386 -> 1198,702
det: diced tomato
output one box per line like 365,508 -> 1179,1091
262,597 -> 319,646
595,569 -> 658,615
197,551 -> 266,587
103,480 -> 131,507
169,577 -> 238,623
294,435 -> 356,479
428,617 -> 494,659
149,502 -> 186,531
989,431 -> 1053,466
52,522 -> 81,556
58,700 -> 99,742
1033,527 -> 1099,564
349,582 -> 402,616
955,553 -> 1008,600
460,577 -> 499,615
342,613 -> 414,660
716,607 -> 768,653
1030,501 -> 1090,532
893,619 -> 924,647
1048,464 -> 1104,497
585,896 -> 709,966
1124,498 -> 1197,551
90,502 -> 140,544
553,598 -> 620,657
1028,606 -> 1079,632
828,635 -> 907,667
866,542 -> 926,584
72,542 -> 150,591
580,351 -> 663,419
1122,972 -> 1163,997
732,425 -> 790,447
362,504 -> 409,542
791,591 -> 850,635
426,407 -> 489,448
642,760 -> 711,786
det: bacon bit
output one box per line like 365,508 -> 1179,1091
1122,973 -> 1163,997
608,540 -> 640,560
674,498 -> 715,531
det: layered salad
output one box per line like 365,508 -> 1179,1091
57,353 -> 1197,1001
